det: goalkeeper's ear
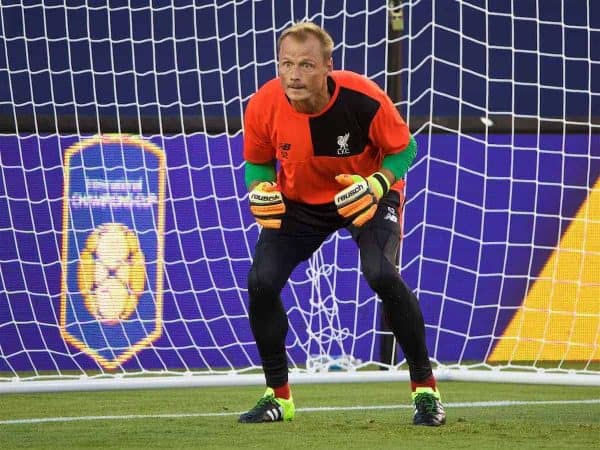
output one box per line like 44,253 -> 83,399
245,160 -> 276,190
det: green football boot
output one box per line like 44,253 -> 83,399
238,387 -> 295,423
412,387 -> 446,426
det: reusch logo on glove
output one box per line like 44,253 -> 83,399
334,177 -> 377,227
335,182 -> 367,205
250,192 -> 280,204
249,182 -> 286,229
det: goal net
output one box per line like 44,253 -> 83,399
0,1 -> 599,392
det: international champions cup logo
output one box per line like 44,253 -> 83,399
60,134 -> 165,370
78,223 -> 145,325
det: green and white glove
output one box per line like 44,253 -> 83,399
334,172 -> 390,226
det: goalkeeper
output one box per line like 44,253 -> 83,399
240,22 -> 445,427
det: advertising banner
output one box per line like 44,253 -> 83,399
60,135 -> 166,368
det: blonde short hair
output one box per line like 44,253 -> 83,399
277,22 -> 334,61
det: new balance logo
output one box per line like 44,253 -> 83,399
384,206 -> 398,223
279,143 -> 291,159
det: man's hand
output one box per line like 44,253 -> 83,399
334,172 -> 391,226
249,181 -> 286,229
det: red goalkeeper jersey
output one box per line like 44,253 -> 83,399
243,70 -> 409,204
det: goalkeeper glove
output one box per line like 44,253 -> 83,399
249,181 -> 286,229
334,172 -> 391,227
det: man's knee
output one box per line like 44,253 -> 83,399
362,262 -> 399,297
363,260 -> 418,308
248,265 -> 281,307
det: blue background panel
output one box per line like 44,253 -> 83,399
0,1 -> 597,120
0,133 -> 597,370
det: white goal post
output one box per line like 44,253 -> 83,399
0,1 -> 599,393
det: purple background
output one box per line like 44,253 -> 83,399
0,133 -> 598,373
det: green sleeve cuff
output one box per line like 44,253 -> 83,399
245,161 -> 276,189
382,134 -> 417,180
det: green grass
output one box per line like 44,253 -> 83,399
1,381 -> 599,449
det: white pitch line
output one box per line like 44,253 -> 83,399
1,399 -> 599,425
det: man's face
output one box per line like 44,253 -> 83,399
278,34 -> 332,105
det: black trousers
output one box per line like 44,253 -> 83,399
247,191 -> 433,388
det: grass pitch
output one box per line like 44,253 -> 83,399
1,381 -> 599,449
